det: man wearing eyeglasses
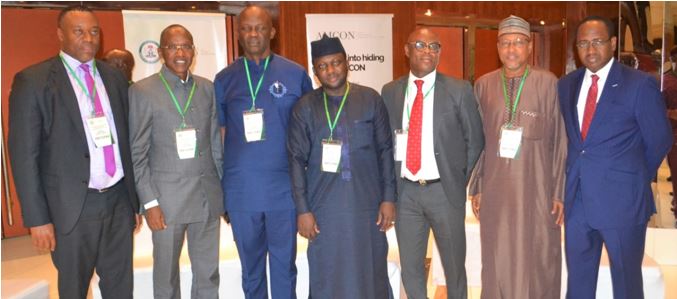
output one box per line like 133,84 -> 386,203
129,24 -> 224,298
468,15 -> 566,299
381,27 -> 484,299
558,16 -> 672,299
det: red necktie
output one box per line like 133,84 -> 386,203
80,63 -> 116,177
581,74 -> 599,140
406,79 -> 424,175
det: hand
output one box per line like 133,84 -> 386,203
470,193 -> 481,220
376,201 -> 396,232
144,206 -> 167,231
134,214 -> 143,234
30,223 -> 56,253
297,212 -> 319,241
551,199 -> 564,226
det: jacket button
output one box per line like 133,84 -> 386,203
84,153 -> 90,158
82,180 -> 88,184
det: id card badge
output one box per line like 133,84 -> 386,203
394,129 -> 408,161
243,109 -> 265,142
86,115 -> 113,148
321,139 -> 342,173
175,127 -> 197,160
498,124 -> 523,159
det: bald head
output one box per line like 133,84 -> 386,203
405,27 -> 441,78
103,49 -> 135,81
237,5 -> 276,62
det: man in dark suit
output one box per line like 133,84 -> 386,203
558,16 -> 672,299
381,27 -> 484,299
8,5 -> 139,299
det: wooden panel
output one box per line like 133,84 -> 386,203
474,29 -> 501,80
1,8 -> 125,238
278,1 -> 416,80
424,26 -> 464,80
415,1 -> 567,25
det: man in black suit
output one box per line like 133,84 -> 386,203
8,5 -> 139,299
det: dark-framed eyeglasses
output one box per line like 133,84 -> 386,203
497,38 -> 530,49
159,44 -> 195,52
575,39 -> 611,49
409,41 -> 442,53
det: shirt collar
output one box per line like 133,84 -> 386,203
60,50 -> 94,72
160,65 -> 192,85
243,53 -> 275,68
407,69 -> 437,90
584,58 -> 614,81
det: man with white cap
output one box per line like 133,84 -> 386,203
468,15 -> 566,299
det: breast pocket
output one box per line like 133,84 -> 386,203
351,120 -> 374,149
515,110 -> 543,139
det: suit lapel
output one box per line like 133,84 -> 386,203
50,57 -> 88,146
432,73 -> 444,139
570,70 -> 585,144
98,62 -> 127,138
393,78 -> 407,130
585,61 -> 621,143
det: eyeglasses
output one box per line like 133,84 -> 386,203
409,41 -> 442,53
575,39 -> 611,49
159,44 -> 195,52
497,38 -> 530,49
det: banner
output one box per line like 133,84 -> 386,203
122,10 -> 227,82
305,14 -> 393,92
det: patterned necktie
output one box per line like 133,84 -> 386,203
406,79 -> 424,175
581,74 -> 599,140
80,63 -> 116,177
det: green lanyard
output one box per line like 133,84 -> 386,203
60,54 -> 99,116
404,82 -> 435,123
159,72 -> 197,129
244,56 -> 270,111
500,66 -> 529,126
323,82 -> 351,140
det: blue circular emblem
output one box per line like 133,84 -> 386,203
138,40 -> 160,64
269,81 -> 288,98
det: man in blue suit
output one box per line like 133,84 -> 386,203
558,16 -> 672,299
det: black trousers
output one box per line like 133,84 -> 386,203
51,181 -> 135,299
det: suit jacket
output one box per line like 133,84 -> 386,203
8,56 -> 139,234
558,60 -> 672,229
128,67 -> 223,224
381,72 -> 484,207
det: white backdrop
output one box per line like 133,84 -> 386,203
122,10 -> 227,82
305,14 -> 393,92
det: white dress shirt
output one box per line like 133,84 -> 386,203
401,70 -> 440,181
576,58 -> 614,129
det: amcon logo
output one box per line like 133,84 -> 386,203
316,31 -> 357,40
138,40 -> 160,64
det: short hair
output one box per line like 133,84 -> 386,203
57,5 -> 93,28
576,15 -> 616,38
160,24 -> 194,46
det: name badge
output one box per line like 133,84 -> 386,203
175,127 -> 197,160
321,139 -> 342,173
394,129 -> 408,161
86,116 -> 113,148
243,109 -> 265,142
499,124 -> 523,159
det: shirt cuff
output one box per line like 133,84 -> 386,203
144,199 -> 159,210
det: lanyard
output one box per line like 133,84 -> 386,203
60,54 -> 99,116
244,56 -> 270,111
323,82 -> 351,140
404,82 -> 435,124
159,72 -> 197,129
500,66 -> 529,126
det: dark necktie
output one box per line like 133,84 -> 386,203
406,79 -> 424,175
581,74 -> 599,140
80,63 -> 116,177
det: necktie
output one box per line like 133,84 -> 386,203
406,79 -> 424,175
581,74 -> 599,140
80,63 -> 116,177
